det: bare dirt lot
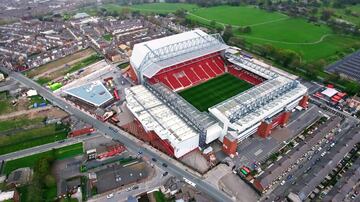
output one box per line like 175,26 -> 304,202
26,48 -> 95,79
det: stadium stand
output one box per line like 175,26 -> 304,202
125,30 -> 308,158
228,65 -> 265,85
326,50 -> 360,82
148,53 -> 226,91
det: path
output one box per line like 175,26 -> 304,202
239,34 -> 332,45
187,12 -> 332,45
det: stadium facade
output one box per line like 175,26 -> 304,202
125,29 -> 308,158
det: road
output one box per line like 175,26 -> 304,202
0,67 -> 233,202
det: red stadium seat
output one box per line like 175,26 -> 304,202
184,68 -> 200,83
228,65 -> 265,85
147,52 -> 228,91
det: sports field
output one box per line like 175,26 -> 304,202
179,73 -> 252,112
188,5 -> 360,62
188,6 -> 286,27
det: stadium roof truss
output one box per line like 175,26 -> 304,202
125,85 -> 199,145
137,33 -> 227,80
226,53 -> 278,80
209,54 -> 307,139
225,78 -> 299,123
145,82 -> 218,147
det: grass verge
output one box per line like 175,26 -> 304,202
2,143 -> 83,175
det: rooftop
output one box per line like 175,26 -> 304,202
208,55 -> 307,140
64,80 -> 113,107
321,87 -> 338,98
0,191 -> 15,201
130,29 -> 228,78
73,12 -> 90,19
125,85 -> 199,149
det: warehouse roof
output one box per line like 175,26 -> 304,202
64,80 -> 113,107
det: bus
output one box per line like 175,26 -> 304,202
240,168 -> 248,175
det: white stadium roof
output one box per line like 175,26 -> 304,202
125,85 -> 199,158
130,29 -> 228,79
210,55 -> 308,141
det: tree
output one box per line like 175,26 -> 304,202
210,20 -> 216,27
44,175 -> 56,188
222,25 -> 233,42
238,26 -> 252,33
120,7 -> 131,19
243,26 -> 252,33
344,9 -> 352,15
174,9 -> 186,18
308,16 -> 318,23
228,37 -> 246,48
310,8 -> 318,15
261,44 -> 276,57
321,9 -> 334,21
216,26 -> 224,33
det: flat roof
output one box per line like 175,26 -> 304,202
0,191 -> 14,201
321,87 -> 338,97
64,80 -> 113,107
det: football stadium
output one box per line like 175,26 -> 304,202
125,29 -> 308,158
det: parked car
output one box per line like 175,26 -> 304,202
106,193 -> 114,199
132,185 -> 139,190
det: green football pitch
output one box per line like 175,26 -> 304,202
179,73 -> 253,112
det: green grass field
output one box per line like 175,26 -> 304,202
101,3 -> 198,14
0,124 -> 69,155
189,5 -> 286,27
187,5 -> 360,62
2,143 -> 83,175
66,54 -> 103,74
0,92 -> 15,115
102,33 -> 113,41
0,117 -> 44,132
179,73 -> 252,112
